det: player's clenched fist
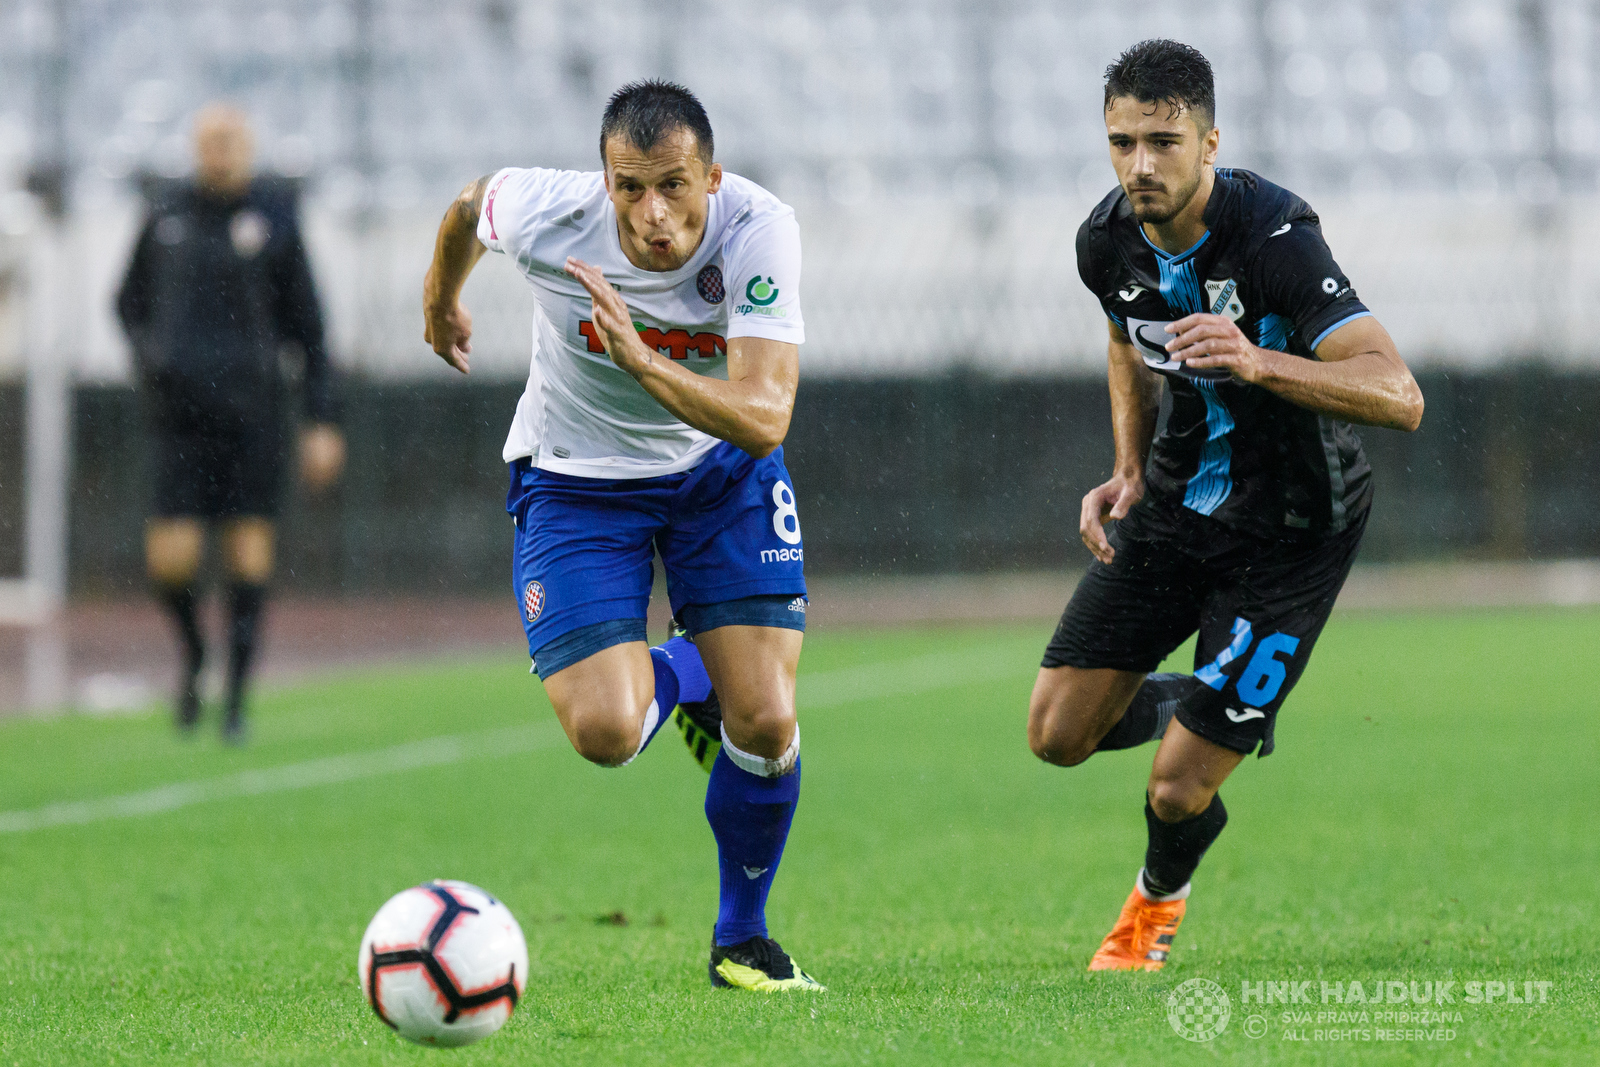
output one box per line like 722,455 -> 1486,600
1080,472 -> 1144,566
1164,313 -> 1272,384
566,257 -> 650,377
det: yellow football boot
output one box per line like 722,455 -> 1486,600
675,693 -> 722,774
710,934 -> 826,992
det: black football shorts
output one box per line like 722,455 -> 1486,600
1042,503 -> 1366,757
150,413 -> 285,520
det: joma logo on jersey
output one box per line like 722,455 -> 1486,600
579,320 -> 726,360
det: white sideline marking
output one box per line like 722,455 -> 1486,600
799,646 -> 1026,709
0,724 -> 564,835
0,645 -> 1035,834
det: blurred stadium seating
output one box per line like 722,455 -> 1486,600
0,0 -> 1594,379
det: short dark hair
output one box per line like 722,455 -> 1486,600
1103,39 -> 1215,131
599,80 -> 715,167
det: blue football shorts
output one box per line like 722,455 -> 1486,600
507,440 -> 808,675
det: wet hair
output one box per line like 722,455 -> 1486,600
1103,39 -> 1216,131
599,80 -> 715,167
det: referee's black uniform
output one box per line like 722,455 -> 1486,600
117,176 -> 335,736
118,178 -> 334,514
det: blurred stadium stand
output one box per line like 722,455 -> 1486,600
1,0 -> 1599,594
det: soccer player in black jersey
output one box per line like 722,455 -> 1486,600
1028,40 -> 1424,970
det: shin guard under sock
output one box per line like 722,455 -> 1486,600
1142,793 -> 1228,898
705,743 -> 800,946
1097,672 -> 1195,751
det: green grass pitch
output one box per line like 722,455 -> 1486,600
0,609 -> 1595,1065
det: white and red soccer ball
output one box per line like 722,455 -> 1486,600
358,880 -> 528,1047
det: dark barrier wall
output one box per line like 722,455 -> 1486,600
0,369 -> 1594,595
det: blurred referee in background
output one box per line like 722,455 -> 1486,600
116,103 -> 344,742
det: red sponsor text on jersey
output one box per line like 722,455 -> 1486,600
579,320 -> 726,361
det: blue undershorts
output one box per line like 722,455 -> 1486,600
508,440 -> 808,678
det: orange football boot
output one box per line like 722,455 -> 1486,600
1087,882 -> 1187,971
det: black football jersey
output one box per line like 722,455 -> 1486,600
1076,168 -> 1373,540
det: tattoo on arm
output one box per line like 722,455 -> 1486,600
452,174 -> 492,230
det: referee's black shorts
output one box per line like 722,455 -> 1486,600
1042,502 -> 1366,757
146,390 -> 285,520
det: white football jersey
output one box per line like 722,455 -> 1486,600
477,168 -> 804,478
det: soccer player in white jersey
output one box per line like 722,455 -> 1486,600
422,82 -> 823,992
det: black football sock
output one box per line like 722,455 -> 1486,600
226,583 -> 268,716
1142,793 -> 1228,898
157,583 -> 205,674
1096,672 -> 1195,751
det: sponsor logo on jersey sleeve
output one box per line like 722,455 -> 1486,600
1118,283 -> 1147,302
1204,278 -> 1245,321
735,275 -> 788,318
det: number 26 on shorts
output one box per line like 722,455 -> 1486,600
1194,617 -> 1301,707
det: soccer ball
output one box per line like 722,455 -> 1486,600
358,880 -> 528,1047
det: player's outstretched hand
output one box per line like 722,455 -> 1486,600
1164,313 -> 1276,383
1080,473 -> 1144,565
423,284 -> 473,374
565,257 -> 648,376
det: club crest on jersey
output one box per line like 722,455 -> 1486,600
523,580 -> 545,622
696,264 -> 725,304
1205,278 -> 1245,321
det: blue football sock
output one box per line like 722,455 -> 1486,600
705,750 -> 800,946
651,635 -> 712,704
632,637 -> 712,759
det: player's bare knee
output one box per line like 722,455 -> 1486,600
1027,701 -> 1096,767
146,521 -> 204,585
1028,726 -> 1095,767
223,520 -> 276,584
1147,780 -> 1210,823
723,702 -> 795,760
566,710 -> 639,767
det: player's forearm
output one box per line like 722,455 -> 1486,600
423,177 -> 490,312
630,355 -> 795,458
1256,349 -> 1423,431
1107,344 -> 1161,479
